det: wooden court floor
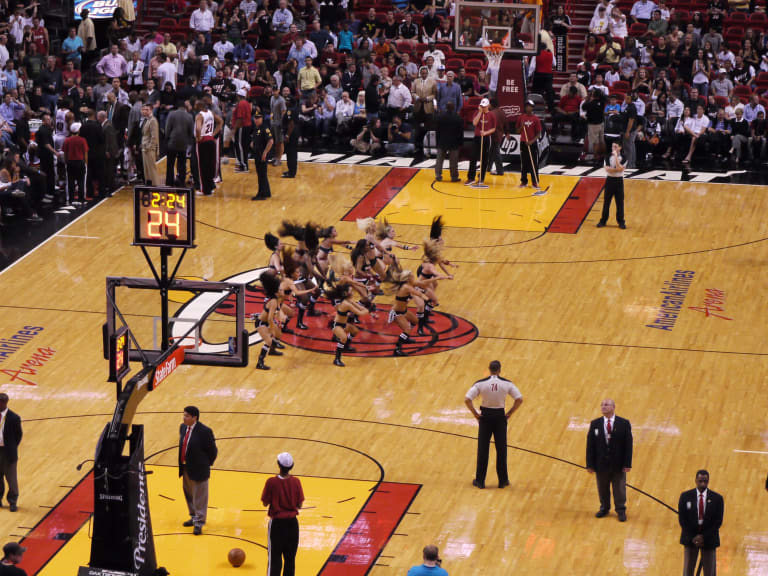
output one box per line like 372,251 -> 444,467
0,159 -> 766,575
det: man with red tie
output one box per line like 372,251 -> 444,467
678,470 -> 724,576
586,399 -> 633,522
178,406 -> 218,535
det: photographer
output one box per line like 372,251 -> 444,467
407,545 -> 448,576
386,115 -> 414,156
351,118 -> 383,154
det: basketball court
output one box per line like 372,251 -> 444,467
0,2 -> 766,573
0,155 -> 766,575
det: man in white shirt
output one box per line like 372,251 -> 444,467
335,91 -> 355,132
743,94 -> 766,124
422,41 -> 446,67
213,36 -> 235,61
464,360 -> 523,489
629,0 -> 657,24
0,36 -> 9,70
387,75 -> 412,115
683,104 -> 710,163
239,0 -> 258,20
157,53 -> 178,89
272,0 -> 293,34
190,1 -> 215,36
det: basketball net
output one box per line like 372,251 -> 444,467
483,43 -> 504,71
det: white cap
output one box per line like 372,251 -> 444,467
237,88 -> 247,97
70,122 -> 81,132
718,68 -> 726,73
201,54 -> 209,60
479,98 -> 490,107
277,452 -> 294,468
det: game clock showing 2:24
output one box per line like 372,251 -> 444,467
133,186 -> 195,248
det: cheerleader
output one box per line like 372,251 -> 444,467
265,233 -> 283,275
417,239 -> 453,332
278,220 -> 317,326
385,268 -> 426,356
357,217 -> 388,279
255,270 -> 284,370
375,218 -> 414,269
428,215 -> 459,278
316,226 -> 352,280
326,282 -> 369,367
278,247 -> 317,333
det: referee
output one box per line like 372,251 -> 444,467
464,360 -> 523,489
261,452 -> 304,576
596,140 -> 626,229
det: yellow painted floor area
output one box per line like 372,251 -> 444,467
38,465 -> 376,575
380,171 -> 578,231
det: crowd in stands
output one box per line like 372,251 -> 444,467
541,0 -> 768,168
4,0 -> 768,225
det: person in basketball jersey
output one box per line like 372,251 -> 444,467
194,101 -> 221,196
597,140 -> 627,229
53,104 -> 72,152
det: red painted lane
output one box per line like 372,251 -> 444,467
319,482 -> 421,575
547,177 -> 606,234
342,168 -> 420,222
19,471 -> 94,575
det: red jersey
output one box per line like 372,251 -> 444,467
535,50 -> 553,74
261,475 -> 304,519
32,26 -> 48,55
474,110 -> 496,137
516,114 -> 542,142
62,135 -> 88,161
232,99 -> 253,128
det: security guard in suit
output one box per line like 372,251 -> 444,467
251,110 -> 273,201
282,99 -> 299,179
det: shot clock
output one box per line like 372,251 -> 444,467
133,186 -> 195,248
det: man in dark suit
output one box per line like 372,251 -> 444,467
434,100 -> 463,183
100,110 -> 119,196
178,406 -> 217,535
586,398 -> 633,521
79,108 -> 105,199
0,394 -> 23,512
678,470 -> 724,576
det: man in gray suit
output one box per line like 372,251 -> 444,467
100,110 -> 119,195
165,100 -> 195,186
140,103 -> 160,186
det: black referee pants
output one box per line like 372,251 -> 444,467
196,139 -> 216,195
268,517 -> 299,576
520,141 -> 539,186
234,126 -> 251,169
600,176 -> 625,225
476,406 -> 508,486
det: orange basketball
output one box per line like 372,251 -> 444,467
228,548 -> 246,567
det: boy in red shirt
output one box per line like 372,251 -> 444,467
262,452 -> 304,576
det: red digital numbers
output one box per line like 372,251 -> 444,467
147,208 -> 181,239
147,209 -> 163,238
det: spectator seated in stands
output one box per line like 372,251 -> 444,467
552,85 -> 584,142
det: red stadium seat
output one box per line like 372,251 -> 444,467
465,58 -> 484,72
733,85 -> 753,103
446,58 -> 463,70
714,95 -> 729,108
629,22 -> 647,37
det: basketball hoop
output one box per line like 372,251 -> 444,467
483,43 -> 505,70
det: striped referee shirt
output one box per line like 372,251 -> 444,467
465,375 -> 522,409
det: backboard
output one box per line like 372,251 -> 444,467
454,1 -> 541,56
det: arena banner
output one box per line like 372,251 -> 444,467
554,34 -> 568,72
74,0 -> 137,20
497,58 -> 526,122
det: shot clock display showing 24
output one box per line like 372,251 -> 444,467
133,186 -> 196,248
